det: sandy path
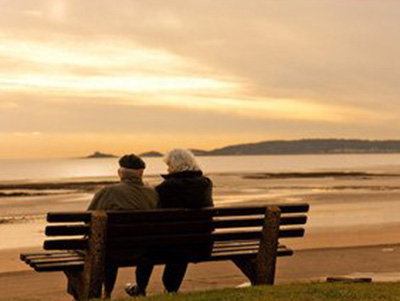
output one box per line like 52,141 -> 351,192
1,244 -> 399,301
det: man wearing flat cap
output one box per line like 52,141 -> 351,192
86,154 -> 159,298
88,154 -> 158,211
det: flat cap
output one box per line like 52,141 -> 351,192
119,154 -> 146,170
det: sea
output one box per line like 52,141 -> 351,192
1,153 -> 400,182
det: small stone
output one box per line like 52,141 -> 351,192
326,277 -> 372,283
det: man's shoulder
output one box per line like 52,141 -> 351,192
98,183 -> 123,193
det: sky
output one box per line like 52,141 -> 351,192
0,0 -> 400,159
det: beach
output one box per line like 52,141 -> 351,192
1,168 -> 400,299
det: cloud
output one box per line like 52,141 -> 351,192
0,0 -> 399,158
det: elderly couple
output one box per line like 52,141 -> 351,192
87,149 -> 213,298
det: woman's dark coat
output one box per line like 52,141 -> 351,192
155,170 -> 214,260
156,170 -> 213,209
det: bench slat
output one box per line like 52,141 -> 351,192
279,228 -> 305,238
214,215 -> 307,227
30,256 -> 84,267
29,245 -> 294,272
44,216 -> 306,238
107,204 -> 309,223
212,204 -> 309,216
29,247 -> 294,272
107,210 -> 213,223
47,212 -> 91,223
214,242 -> 259,249
213,241 -> 287,249
106,228 -> 304,249
44,226 -> 304,250
34,261 -> 85,272
25,253 -> 82,264
44,239 -> 87,250
108,222 -> 213,237
215,228 -> 304,241
20,251 -> 71,261
46,225 -> 89,236
46,204 -> 309,224
106,216 -> 307,237
210,248 -> 293,260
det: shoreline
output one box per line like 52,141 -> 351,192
2,169 -> 400,249
1,170 -> 400,198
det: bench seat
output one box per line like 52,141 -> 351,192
22,243 -> 294,272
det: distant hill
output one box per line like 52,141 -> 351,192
85,151 -> 117,159
84,139 -> 400,159
207,139 -> 400,156
189,149 -> 210,156
140,151 -> 163,157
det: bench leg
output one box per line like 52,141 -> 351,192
255,206 -> 280,285
233,207 -> 281,286
65,269 -> 103,300
232,257 -> 257,285
65,270 -> 84,300
81,211 -> 108,300
65,212 -> 108,300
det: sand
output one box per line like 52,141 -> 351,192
1,169 -> 400,299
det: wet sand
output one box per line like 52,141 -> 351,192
1,170 -> 400,299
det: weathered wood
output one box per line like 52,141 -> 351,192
107,216 -> 306,238
27,253 -> 82,264
278,228 -> 305,238
108,221 -> 213,237
107,228 -> 304,249
211,204 -> 309,215
213,241 -> 260,250
279,215 -> 308,225
80,211 -> 108,300
214,215 -> 307,228
35,261 -> 84,272
212,244 -> 289,254
20,251 -> 71,261
46,225 -> 89,236
30,256 -> 84,267
44,238 -> 87,250
22,204 -> 309,298
48,204 -> 308,224
232,257 -> 257,284
107,210 -> 213,223
47,212 -> 91,223
212,246 -> 259,254
255,206 -> 280,285
108,233 -> 212,249
64,270 -> 84,299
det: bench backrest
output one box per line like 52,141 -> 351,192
44,203 -> 309,265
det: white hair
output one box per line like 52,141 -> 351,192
164,149 -> 200,173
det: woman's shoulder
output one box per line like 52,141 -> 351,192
156,177 -> 180,191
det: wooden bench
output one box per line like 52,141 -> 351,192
20,203 -> 309,300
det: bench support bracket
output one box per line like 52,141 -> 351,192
65,211 -> 108,300
232,206 -> 281,285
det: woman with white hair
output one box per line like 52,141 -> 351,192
157,148 -> 213,209
125,149 -> 213,297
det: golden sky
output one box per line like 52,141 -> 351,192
1,0 -> 400,158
